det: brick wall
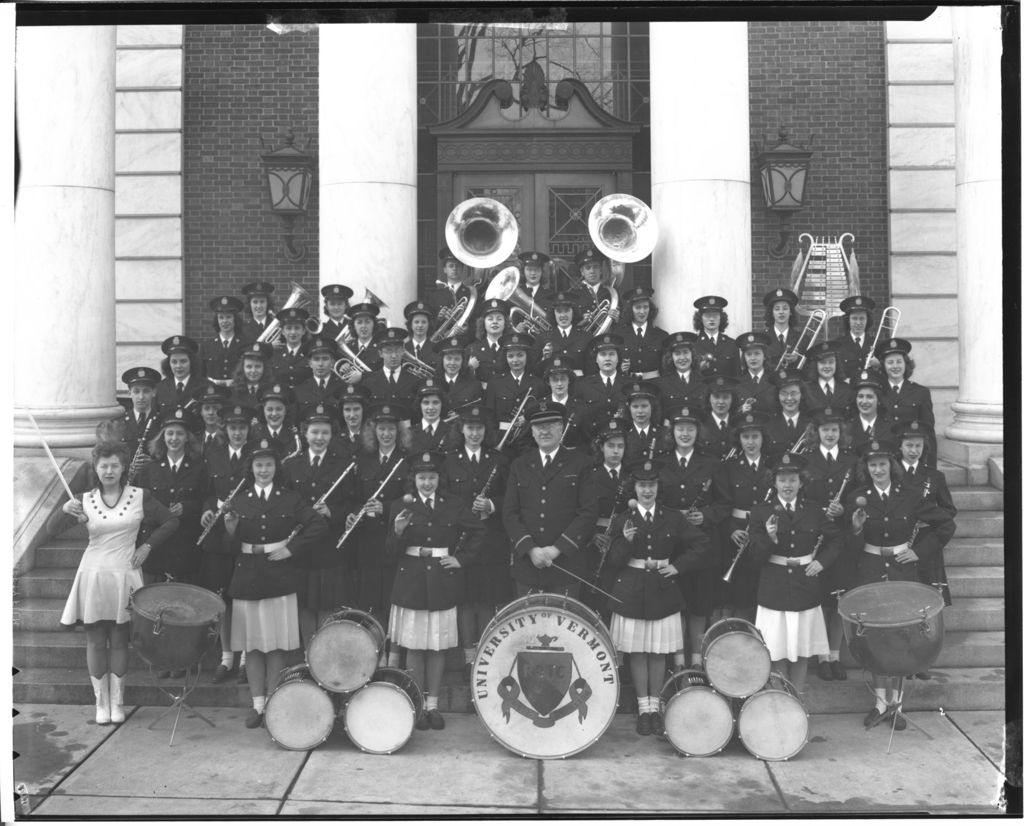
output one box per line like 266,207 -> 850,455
748,21 -> 890,323
182,25 -> 319,340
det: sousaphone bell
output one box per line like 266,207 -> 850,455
444,197 -> 519,269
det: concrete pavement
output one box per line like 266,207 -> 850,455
12,703 -> 1012,817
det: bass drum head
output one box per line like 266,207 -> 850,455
472,595 -> 619,759
307,617 -> 382,692
702,619 -> 771,699
265,679 -> 336,751
738,686 -> 808,761
344,682 -> 416,754
663,685 -> 735,757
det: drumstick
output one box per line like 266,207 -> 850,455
546,561 -> 622,604
26,412 -> 77,500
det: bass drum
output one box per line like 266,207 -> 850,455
306,608 -> 386,692
701,617 -> 772,699
264,664 -> 338,751
737,673 -> 808,761
659,669 -> 736,757
130,583 -> 225,671
837,581 -> 944,677
472,594 -> 619,759
343,667 -> 424,754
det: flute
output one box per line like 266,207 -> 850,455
337,457 -> 407,548
196,475 -> 248,545
313,461 -> 356,508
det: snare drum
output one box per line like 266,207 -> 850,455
701,617 -> 772,698
837,581 -> 945,677
472,594 -> 619,759
264,664 -> 338,751
306,608 -> 386,692
343,667 -> 424,754
737,673 -> 808,761
130,583 -> 225,671
659,669 -> 735,757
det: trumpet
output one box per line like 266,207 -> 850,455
774,309 -> 827,370
485,265 -> 552,336
256,282 -> 315,345
863,306 -> 902,370
400,349 -> 436,380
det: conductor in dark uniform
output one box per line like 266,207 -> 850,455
502,400 -> 598,597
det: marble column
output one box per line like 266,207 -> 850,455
945,8 -> 1003,448
649,23 -> 753,334
319,24 -> 418,320
14,26 -> 122,448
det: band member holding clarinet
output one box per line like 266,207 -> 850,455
845,439 -> 955,730
223,437 -> 327,729
587,418 -> 630,618
120,367 -> 163,478
607,459 -> 711,737
502,400 -> 598,598
198,404 -> 254,684
803,405 -> 857,682
621,381 -> 664,466
748,452 -> 842,700
387,452 -> 485,730
443,405 -> 510,678
485,332 -> 544,458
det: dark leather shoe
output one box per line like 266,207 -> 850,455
244,708 -> 264,729
237,665 -> 247,684
415,713 -> 430,731
863,707 -> 885,728
426,709 -> 445,730
830,661 -> 848,681
892,712 -> 907,731
636,712 -> 651,736
816,660 -> 833,681
913,670 -> 932,680
650,711 -> 665,737
211,664 -> 234,684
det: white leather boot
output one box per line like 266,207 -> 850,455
108,673 -> 126,723
90,674 -> 111,725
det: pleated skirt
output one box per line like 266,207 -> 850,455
755,605 -> 829,663
611,612 -> 684,654
231,595 -> 300,653
388,605 -> 458,651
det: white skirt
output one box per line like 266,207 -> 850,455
611,613 -> 684,654
755,605 -> 829,662
388,605 -> 458,651
231,595 -> 300,653
61,568 -> 143,627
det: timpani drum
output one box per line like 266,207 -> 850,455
659,669 -> 736,757
701,617 -> 772,699
343,667 -> 424,754
837,581 -> 945,677
264,664 -> 338,751
306,608 -> 386,692
472,594 -> 619,759
129,583 -> 225,671
737,673 -> 809,761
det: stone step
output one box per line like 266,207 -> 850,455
946,566 -> 1004,598
936,460 -> 968,487
14,599 -> 69,632
13,630 -> 223,670
941,598 -> 1004,632
16,567 -> 77,600
32,539 -> 86,570
944,538 -> 1003,567
949,486 -> 1004,511
12,664 -> 1007,714
952,511 -> 1004,538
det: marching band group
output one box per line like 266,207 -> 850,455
57,223 -> 958,739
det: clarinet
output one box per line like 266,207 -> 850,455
474,464 -> 500,521
126,416 -> 156,485
593,478 -> 630,583
722,484 -> 775,583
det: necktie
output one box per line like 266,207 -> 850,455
679,455 -> 687,470
230,452 -> 239,468
826,452 -> 835,465
750,461 -> 758,473
645,510 -> 653,524
427,425 -> 434,438
881,491 -> 888,505
425,496 -> 433,511
855,336 -> 863,348
320,380 -> 326,391
786,503 -> 794,514
639,430 -> 647,442
778,332 -> 786,347
471,453 -> 478,465
415,344 -> 421,359
542,453 -> 550,468
825,383 -> 833,398
259,489 -> 266,502
610,468 -> 617,481
636,327 -> 643,338
718,419 -> 726,431
389,372 -> 397,387
492,342 -> 499,353
892,384 -> 900,394
787,418 -> 796,432
222,339 -> 229,349
381,454 -> 389,466
606,378 -> 613,390
311,455 -> 320,471
176,382 -> 184,395
138,413 -> 145,426
907,465 -> 916,478
171,463 -> 178,476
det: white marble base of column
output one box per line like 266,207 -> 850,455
945,401 -> 1004,445
14,404 -> 124,449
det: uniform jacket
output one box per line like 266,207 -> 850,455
293,374 -> 345,408
575,373 -> 629,433
654,370 -> 706,412
614,322 -> 668,379
201,445 -> 250,554
200,336 -> 246,384
226,485 -> 328,600
359,366 -> 420,409
834,332 -> 872,382
623,424 -> 667,466
155,375 -> 204,410
694,332 -> 740,377
135,454 -> 207,578
121,406 -> 161,448
698,415 -> 735,459
464,338 -> 506,386
532,325 -> 590,370
881,381 -> 935,431
484,372 -> 545,450
803,447 -> 858,508
801,378 -> 853,413
345,450 -> 410,568
436,373 -> 485,413
386,492 -> 484,610
764,412 -> 813,463
270,348 -> 313,391
229,381 -> 273,412
239,316 -> 274,344
844,482 -> 956,567
503,446 -> 598,589
281,450 -> 357,568
606,505 -> 711,619
657,450 -> 726,527
734,371 -> 780,416
846,414 -> 896,453
764,326 -> 801,373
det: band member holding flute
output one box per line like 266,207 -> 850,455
607,459 -> 711,737
282,403 -> 358,648
748,452 -> 842,700
803,405 -> 857,682
199,404 -> 254,684
692,295 -> 739,377
387,451 -> 485,730
502,400 -> 598,598
200,295 -> 247,387
223,437 -> 327,729
845,439 -> 955,729
443,405 -> 510,677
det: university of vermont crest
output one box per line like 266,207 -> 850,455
472,595 -> 619,758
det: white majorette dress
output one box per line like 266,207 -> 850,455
61,487 -> 146,627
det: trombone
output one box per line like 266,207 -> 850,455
774,309 -> 827,371
863,306 -> 902,370
256,282 -> 315,345
484,265 -> 552,336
